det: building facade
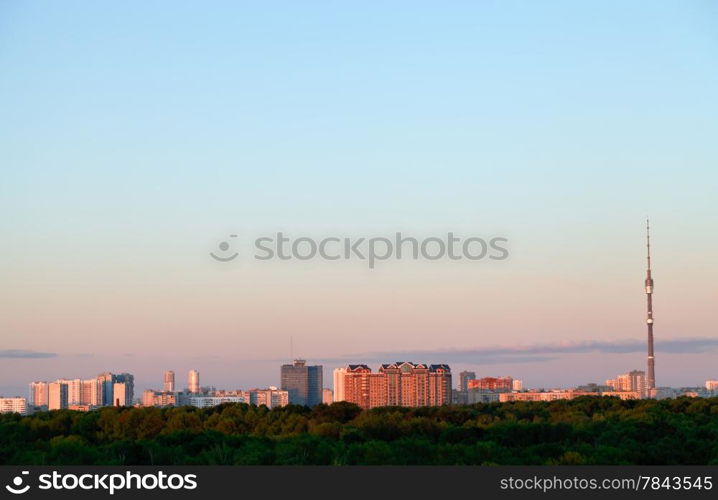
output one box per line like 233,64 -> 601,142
48,382 -> 68,410
182,395 -> 248,408
605,370 -> 647,398
249,388 -> 289,409
113,382 -> 129,406
81,378 -> 101,406
340,362 -> 452,409
29,381 -> 49,408
164,371 -> 175,392
280,360 -> 323,406
458,371 -> 476,391
143,390 -> 178,407
97,372 -> 115,407
188,370 -> 200,393
333,367 -> 346,402
499,390 -> 640,402
467,376 -> 513,392
0,397 -> 28,415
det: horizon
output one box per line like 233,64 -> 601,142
3,334 -> 718,398
2,1 -> 717,398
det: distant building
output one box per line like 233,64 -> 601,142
97,372 -> 115,406
48,382 -> 68,410
653,387 -> 679,400
322,388 -> 333,404
182,395 -> 248,408
113,383 -> 129,406
0,397 -> 28,415
54,379 -> 82,405
458,371 -> 476,391
81,378 -> 101,406
706,380 -> 718,392
499,390 -> 640,402
188,370 -> 200,394
29,381 -> 49,408
115,373 -> 134,404
452,390 -> 468,405
340,362 -> 452,409
249,388 -> 289,409
164,371 -> 175,392
467,392 -> 500,404
142,390 -> 155,407
512,379 -> 523,391
601,391 -> 641,400
343,364 -> 376,409
333,367 -> 347,402
68,404 -> 92,412
605,370 -> 646,398
468,376 -> 513,392
281,360 -> 323,406
142,390 -> 177,407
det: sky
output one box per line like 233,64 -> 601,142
1,1 -> 717,397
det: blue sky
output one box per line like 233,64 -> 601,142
1,1 -> 717,396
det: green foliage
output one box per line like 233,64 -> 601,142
1,397 -> 717,465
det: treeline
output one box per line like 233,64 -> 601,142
1,397 -> 717,465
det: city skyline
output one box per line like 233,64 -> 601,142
5,360 -> 716,414
2,2 -> 717,398
9,346 -> 718,400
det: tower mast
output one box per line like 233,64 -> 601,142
645,219 -> 656,394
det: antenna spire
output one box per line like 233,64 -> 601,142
644,218 -> 656,395
646,218 -> 651,271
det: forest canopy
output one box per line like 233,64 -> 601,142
1,397 -> 717,465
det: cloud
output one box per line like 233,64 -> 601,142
0,349 -> 57,359
312,338 -> 718,364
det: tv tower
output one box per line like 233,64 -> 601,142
645,219 -> 656,393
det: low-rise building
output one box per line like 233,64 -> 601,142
0,397 -> 28,415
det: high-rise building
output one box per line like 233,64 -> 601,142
705,380 -> 718,392
280,359 -> 323,406
164,370 -> 175,392
459,371 -> 476,391
341,362 -> 452,409
188,370 -> 200,393
427,364 -> 452,406
97,372 -> 116,406
333,367 -> 347,402
80,378 -> 101,406
28,381 -> 49,408
56,378 -> 82,405
0,397 -> 28,415
512,379 -> 523,391
48,382 -> 68,410
115,373 -> 134,404
113,382 -> 130,406
343,364 -> 375,409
